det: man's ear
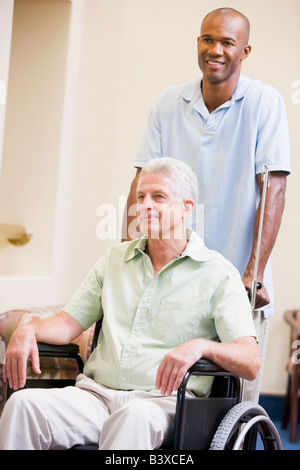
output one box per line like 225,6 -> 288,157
183,200 -> 194,218
241,44 -> 252,62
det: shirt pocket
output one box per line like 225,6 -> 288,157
155,300 -> 206,345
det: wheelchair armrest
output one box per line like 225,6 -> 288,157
181,358 -> 240,394
6,342 -> 84,401
38,342 -> 80,356
37,342 -> 84,373
189,358 -> 227,374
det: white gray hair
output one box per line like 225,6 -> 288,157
139,157 -> 198,203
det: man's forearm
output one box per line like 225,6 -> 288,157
202,337 -> 261,381
7,312 -> 80,352
33,311 -> 83,345
243,171 -> 287,307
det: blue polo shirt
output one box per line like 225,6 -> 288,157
134,75 -> 291,315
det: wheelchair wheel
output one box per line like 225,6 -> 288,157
209,401 -> 282,450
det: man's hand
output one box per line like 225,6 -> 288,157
242,274 -> 270,309
3,324 -> 41,391
155,339 -> 205,395
3,311 -> 83,392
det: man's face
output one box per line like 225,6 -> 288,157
136,172 -> 186,240
197,14 -> 251,84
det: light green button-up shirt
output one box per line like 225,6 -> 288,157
64,230 -> 256,396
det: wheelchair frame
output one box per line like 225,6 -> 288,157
174,358 -> 282,450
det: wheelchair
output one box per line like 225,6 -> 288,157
6,318 -> 282,451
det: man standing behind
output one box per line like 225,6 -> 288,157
124,8 -> 290,402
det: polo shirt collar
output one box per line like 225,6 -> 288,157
180,74 -> 250,114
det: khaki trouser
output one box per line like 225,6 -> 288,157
0,374 -> 176,450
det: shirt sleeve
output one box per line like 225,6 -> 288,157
63,255 -> 106,330
210,269 -> 257,343
134,98 -> 163,168
255,86 -> 291,175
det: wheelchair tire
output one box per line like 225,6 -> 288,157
209,401 -> 282,450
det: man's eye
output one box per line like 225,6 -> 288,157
137,195 -> 144,200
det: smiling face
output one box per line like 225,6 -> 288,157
197,11 -> 251,85
136,172 -> 193,240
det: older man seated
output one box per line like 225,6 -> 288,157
0,157 -> 260,450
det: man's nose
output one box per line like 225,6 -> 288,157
141,195 -> 154,209
209,41 -> 223,56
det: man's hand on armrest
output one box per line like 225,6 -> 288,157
3,323 -> 40,392
155,336 -> 261,396
3,311 -> 83,391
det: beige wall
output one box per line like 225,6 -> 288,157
0,0 -> 299,394
0,0 -> 71,276
0,0 -> 14,173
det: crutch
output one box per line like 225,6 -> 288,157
240,164 -> 271,401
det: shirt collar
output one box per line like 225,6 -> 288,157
124,236 -> 148,262
183,229 -> 211,261
124,229 -> 211,263
180,74 -> 251,114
